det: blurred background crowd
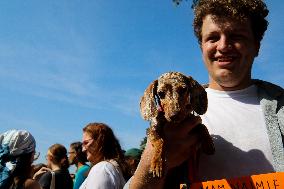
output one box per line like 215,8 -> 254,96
0,124 -> 144,189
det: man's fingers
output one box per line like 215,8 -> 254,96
164,131 -> 201,168
182,116 -> 202,133
164,115 -> 202,136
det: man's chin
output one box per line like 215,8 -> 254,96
210,75 -> 241,90
216,79 -> 250,91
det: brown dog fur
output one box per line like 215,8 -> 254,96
140,72 -> 215,180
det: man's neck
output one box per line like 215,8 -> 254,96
209,79 -> 253,91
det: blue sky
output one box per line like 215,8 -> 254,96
0,1 -> 283,168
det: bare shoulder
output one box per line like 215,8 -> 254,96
24,179 -> 42,189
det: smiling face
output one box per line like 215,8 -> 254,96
82,132 -> 96,164
201,15 -> 260,91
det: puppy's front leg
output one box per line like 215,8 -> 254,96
148,113 -> 166,178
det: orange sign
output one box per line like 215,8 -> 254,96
189,172 -> 284,189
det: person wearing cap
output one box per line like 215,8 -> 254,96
0,129 -> 41,189
124,148 -> 142,178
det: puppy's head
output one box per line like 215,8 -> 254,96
140,72 -> 207,122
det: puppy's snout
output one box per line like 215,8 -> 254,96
167,101 -> 181,121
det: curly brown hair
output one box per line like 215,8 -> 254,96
192,0 -> 269,44
83,122 -> 131,180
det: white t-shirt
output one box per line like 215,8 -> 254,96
79,160 -> 126,189
198,85 -> 275,181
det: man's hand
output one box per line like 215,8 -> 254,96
163,115 -> 202,170
129,115 -> 202,189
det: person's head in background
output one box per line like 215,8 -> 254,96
192,0 -> 269,91
82,122 -> 130,179
46,143 -> 69,171
0,129 -> 37,188
68,142 -> 88,167
124,148 -> 142,176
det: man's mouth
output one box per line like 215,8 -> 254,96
217,57 -> 234,62
214,56 -> 236,66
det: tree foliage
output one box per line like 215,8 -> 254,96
173,0 -> 199,8
139,136 -> 147,152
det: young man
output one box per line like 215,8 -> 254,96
125,0 -> 284,188
68,142 -> 90,189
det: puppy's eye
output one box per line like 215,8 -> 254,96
157,91 -> 165,99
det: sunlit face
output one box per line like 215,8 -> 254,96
82,132 -> 96,163
201,15 -> 259,91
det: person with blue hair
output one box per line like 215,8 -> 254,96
0,129 -> 41,189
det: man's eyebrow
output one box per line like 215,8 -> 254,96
202,31 -> 219,38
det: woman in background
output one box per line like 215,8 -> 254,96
34,143 -> 73,189
68,142 -> 90,189
0,129 -> 41,189
80,122 -> 130,189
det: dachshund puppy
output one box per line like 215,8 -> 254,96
140,72 -> 215,179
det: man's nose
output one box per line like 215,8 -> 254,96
216,35 -> 232,52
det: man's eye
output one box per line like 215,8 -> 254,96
206,36 -> 219,42
231,34 -> 247,41
157,91 -> 165,99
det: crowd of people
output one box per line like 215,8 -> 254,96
1,0 -> 284,189
0,125 -> 142,189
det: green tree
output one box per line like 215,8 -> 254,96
139,136 -> 147,152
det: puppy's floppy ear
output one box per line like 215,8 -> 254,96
140,80 -> 158,120
188,77 -> 208,115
